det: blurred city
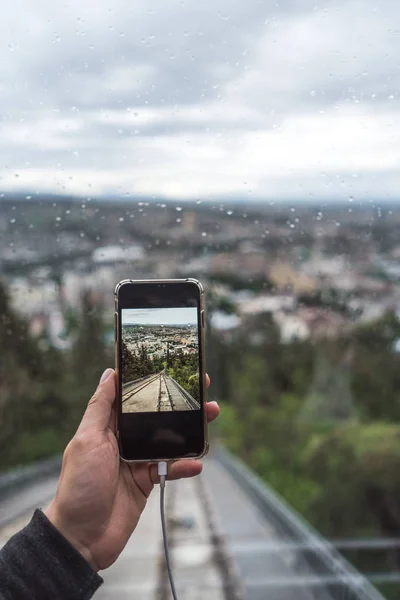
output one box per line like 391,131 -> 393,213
1,0 -> 400,599
2,196 -> 400,598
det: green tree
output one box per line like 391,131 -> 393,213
0,281 -> 69,467
69,290 -> 107,425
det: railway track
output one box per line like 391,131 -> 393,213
156,474 -> 244,600
164,374 -> 200,411
2,453 -> 380,600
158,373 -> 176,411
122,372 -> 162,403
122,371 -> 200,412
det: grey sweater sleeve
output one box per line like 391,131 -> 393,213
0,509 -> 103,600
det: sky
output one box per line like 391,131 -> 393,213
1,0 -> 400,202
122,307 -> 197,326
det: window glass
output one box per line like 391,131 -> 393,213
0,1 -> 399,597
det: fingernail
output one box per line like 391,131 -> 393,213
100,368 -> 113,384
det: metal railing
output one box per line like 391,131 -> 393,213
165,374 -> 200,410
0,455 -> 62,529
215,446 -> 386,600
0,455 -> 62,497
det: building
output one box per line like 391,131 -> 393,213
92,244 -> 144,264
238,294 -> 295,316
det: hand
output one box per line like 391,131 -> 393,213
45,368 -> 219,572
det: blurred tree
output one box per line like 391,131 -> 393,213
0,281 -> 69,468
69,290 -> 107,426
304,423 -> 400,568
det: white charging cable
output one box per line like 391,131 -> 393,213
158,461 -> 179,600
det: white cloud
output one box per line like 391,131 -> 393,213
0,0 -> 399,202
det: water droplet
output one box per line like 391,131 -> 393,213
176,206 -> 182,211
310,90 -> 316,96
10,218 -> 16,224
226,210 -> 233,215
201,232 -> 207,237
119,217 -> 124,222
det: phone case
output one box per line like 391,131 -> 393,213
114,278 -> 209,463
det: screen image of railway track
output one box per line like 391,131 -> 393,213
122,371 -> 200,412
121,306 -> 201,413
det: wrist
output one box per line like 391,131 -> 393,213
44,502 -> 98,572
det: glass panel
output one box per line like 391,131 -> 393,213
0,1 -> 398,598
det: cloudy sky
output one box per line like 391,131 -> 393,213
122,307 -> 197,325
1,0 -> 399,202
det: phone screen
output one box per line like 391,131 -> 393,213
116,280 -> 206,461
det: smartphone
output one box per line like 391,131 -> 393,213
114,278 -> 208,462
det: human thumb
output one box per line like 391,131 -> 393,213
100,367 -> 114,385
80,368 -> 116,432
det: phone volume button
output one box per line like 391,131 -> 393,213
114,312 -> 118,341
201,310 -> 205,328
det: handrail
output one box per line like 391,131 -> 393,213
165,374 -> 200,410
215,446 -> 386,600
0,455 -> 62,498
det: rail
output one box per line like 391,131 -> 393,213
122,372 -> 158,390
0,455 -> 62,529
0,455 -> 62,498
215,446 -> 386,600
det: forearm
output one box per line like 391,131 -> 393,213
0,509 -> 103,600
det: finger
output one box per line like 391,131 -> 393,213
108,404 -> 117,434
206,401 -> 219,423
149,459 -> 202,484
80,368 -> 116,432
206,374 -> 210,388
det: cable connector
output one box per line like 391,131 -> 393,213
158,461 -> 168,488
